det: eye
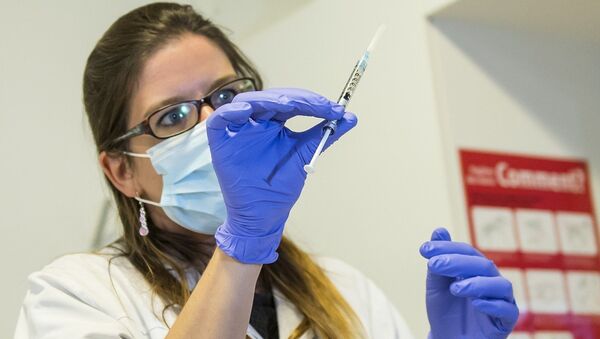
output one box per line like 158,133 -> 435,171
157,104 -> 192,127
211,89 -> 237,108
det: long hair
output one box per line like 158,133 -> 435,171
83,3 -> 362,338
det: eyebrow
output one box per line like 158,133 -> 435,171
142,74 -> 239,118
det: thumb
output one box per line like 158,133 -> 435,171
431,227 -> 451,241
302,112 -> 358,156
425,227 -> 455,291
322,112 -> 358,151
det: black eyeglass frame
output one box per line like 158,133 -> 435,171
110,77 -> 257,146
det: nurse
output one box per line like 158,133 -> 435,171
15,3 -> 518,339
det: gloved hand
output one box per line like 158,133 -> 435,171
420,227 -> 519,339
207,88 -> 357,264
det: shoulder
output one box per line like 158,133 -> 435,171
42,247 -> 139,276
15,249 -> 164,339
24,246 -> 157,310
315,256 -> 368,285
35,249 -> 128,277
315,256 -> 415,339
27,248 -> 148,299
314,256 -> 379,303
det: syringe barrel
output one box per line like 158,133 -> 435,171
323,119 -> 338,132
323,52 -> 369,134
337,52 -> 369,107
325,52 -> 369,135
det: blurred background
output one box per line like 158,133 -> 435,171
1,0 -> 599,338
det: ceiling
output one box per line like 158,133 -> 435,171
429,0 -> 600,45
194,0 -> 314,41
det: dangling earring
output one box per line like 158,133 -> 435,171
138,199 -> 149,236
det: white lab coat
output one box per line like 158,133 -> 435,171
15,249 -> 414,338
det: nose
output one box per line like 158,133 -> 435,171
200,104 -> 214,122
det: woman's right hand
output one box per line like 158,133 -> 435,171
206,88 -> 357,264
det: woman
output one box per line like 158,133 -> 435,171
15,3 -> 518,339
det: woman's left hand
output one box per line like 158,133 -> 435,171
420,227 -> 519,339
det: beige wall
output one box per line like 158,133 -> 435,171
236,1 -> 452,338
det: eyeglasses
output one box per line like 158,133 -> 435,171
110,77 -> 256,145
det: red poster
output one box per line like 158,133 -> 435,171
459,149 -> 600,339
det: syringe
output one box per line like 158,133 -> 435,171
303,24 -> 386,174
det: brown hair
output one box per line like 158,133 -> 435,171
83,3 -> 362,338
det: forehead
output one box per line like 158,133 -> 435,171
130,33 -> 235,121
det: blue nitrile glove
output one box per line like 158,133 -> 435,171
419,227 -> 519,339
206,88 -> 357,264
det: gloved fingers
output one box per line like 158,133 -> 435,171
430,227 -> 451,241
301,112 -> 358,152
250,109 -> 279,122
206,102 -> 254,136
232,88 -> 345,122
450,276 -> 514,302
428,253 -> 500,278
420,240 -> 485,259
326,112 -> 358,146
471,298 -> 519,326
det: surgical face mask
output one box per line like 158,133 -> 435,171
124,121 -> 226,234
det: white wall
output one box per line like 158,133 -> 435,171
0,1 -> 168,335
427,3 -> 600,242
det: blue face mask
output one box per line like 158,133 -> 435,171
125,121 -> 226,234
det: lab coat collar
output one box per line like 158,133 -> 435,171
272,287 -> 315,339
244,288 -> 313,339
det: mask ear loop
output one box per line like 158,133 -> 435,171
123,151 -> 150,158
136,193 -> 149,237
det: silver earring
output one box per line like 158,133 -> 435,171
138,200 -> 149,236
